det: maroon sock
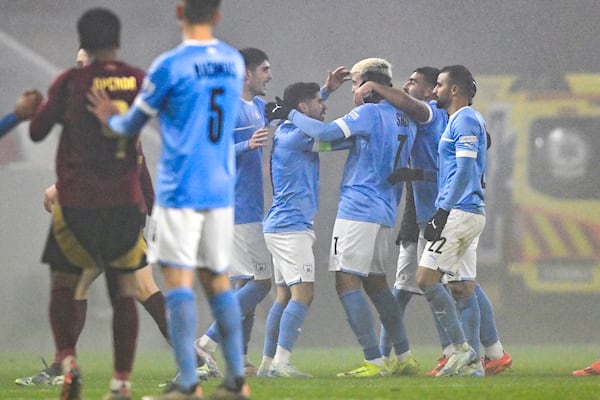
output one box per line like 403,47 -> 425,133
73,299 -> 88,342
142,291 -> 169,343
112,296 -> 138,374
49,286 -> 77,363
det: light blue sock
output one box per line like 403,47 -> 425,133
456,293 -> 481,357
370,289 -> 409,356
431,304 -> 452,350
242,313 -> 255,356
205,280 -> 270,348
205,321 -> 221,344
380,288 -> 413,356
263,301 -> 285,358
340,290 -> 380,360
423,283 -> 466,346
236,280 -> 271,354
165,287 -> 198,391
210,290 -> 244,382
475,284 -> 499,347
278,300 -> 308,352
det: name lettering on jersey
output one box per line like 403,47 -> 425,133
93,76 -> 138,92
194,62 -> 237,79
396,112 -> 409,127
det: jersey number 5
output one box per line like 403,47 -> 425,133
209,88 -> 224,143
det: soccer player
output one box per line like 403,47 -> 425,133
0,89 -> 43,138
87,1 -> 248,399
355,67 -> 512,376
29,8 -> 147,400
257,75 -> 349,378
193,47 -> 273,378
266,58 -> 417,378
414,64 -> 488,377
15,47 -> 170,389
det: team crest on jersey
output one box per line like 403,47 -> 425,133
303,264 -> 313,273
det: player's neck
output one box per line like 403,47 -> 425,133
241,86 -> 257,102
447,98 -> 469,116
182,23 -> 213,41
90,48 -> 118,63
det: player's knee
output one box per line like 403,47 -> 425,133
447,281 -> 475,299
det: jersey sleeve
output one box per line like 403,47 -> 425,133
135,56 -> 172,117
332,104 -> 375,139
0,112 -> 18,139
453,113 -> 481,159
29,70 -> 70,142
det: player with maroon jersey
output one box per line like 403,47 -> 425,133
29,8 -> 147,400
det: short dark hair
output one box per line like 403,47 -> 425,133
440,65 -> 477,101
414,66 -> 440,88
183,0 -> 221,24
239,48 -> 269,70
78,8 -> 120,51
283,82 -> 321,109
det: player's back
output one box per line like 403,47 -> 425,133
141,40 -> 245,210
336,101 -> 416,227
31,60 -> 146,208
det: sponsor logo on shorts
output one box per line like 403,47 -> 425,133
303,264 -> 313,273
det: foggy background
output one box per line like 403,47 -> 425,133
1,0 -> 598,358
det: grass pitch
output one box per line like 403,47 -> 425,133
2,345 -> 598,400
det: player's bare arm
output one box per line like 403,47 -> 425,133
354,81 -> 430,123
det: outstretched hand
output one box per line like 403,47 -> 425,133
86,87 -> 119,124
323,66 -> 351,93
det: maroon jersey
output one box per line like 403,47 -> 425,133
30,61 -> 146,208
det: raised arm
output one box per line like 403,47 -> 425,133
354,81 -> 431,123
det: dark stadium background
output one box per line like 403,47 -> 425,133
0,1 -> 597,354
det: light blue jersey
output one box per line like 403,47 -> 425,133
289,100 -> 416,226
436,106 -> 487,213
263,121 -> 319,233
334,102 -> 417,227
136,39 -> 244,209
234,96 -> 267,224
412,100 -> 448,224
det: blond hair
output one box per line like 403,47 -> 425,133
350,58 -> 392,80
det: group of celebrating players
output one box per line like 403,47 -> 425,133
3,0 -> 600,399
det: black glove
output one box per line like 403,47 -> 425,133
424,208 -> 449,242
265,96 -> 292,122
387,168 -> 424,184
